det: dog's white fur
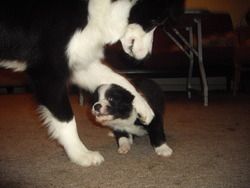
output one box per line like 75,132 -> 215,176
120,24 -> 155,60
46,0 -> 153,166
68,1 -> 154,126
39,106 -> 104,166
0,60 -> 27,72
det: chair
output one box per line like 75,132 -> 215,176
233,26 -> 250,95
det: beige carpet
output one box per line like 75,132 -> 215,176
0,92 -> 249,188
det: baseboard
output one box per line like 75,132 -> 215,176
152,77 -> 227,91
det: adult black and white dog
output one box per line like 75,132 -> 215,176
0,0 -> 184,166
92,79 -> 173,157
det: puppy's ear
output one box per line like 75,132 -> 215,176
128,93 -> 135,103
110,84 -> 135,105
122,90 -> 135,104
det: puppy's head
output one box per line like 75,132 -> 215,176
92,84 -> 135,125
121,0 -> 185,60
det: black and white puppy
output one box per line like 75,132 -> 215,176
92,79 -> 173,157
0,0 -> 183,166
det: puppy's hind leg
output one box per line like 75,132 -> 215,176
147,115 -> 173,157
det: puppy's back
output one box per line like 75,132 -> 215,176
132,78 -> 165,114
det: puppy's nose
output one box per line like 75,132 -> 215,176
94,103 -> 102,112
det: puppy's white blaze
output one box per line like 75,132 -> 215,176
91,85 -> 111,118
0,60 -> 27,72
98,84 -> 111,101
154,143 -> 173,157
38,106 -> 104,166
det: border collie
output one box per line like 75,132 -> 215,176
0,0 -> 184,166
92,79 -> 173,156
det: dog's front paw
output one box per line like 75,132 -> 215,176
154,143 -> 173,157
133,95 -> 154,125
69,150 -> 104,167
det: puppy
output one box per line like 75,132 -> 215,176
92,79 -> 173,157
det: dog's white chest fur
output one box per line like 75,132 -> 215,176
66,0 -> 134,69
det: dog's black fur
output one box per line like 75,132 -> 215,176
0,0 -> 88,121
0,0 -> 182,165
129,0 -> 185,31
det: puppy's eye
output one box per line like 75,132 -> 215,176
108,97 -> 113,102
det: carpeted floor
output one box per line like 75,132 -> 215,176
0,92 -> 249,188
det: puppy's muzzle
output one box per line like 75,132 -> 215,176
93,103 -> 102,112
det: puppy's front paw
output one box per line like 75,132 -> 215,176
133,96 -> 154,125
154,143 -> 173,157
118,144 -> 131,154
118,137 -> 131,154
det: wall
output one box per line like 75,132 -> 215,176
186,0 -> 250,27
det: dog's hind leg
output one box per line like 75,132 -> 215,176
71,61 -> 154,125
31,75 -> 104,167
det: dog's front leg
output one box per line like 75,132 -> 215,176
33,77 -> 104,167
72,61 -> 154,125
39,108 -> 104,166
